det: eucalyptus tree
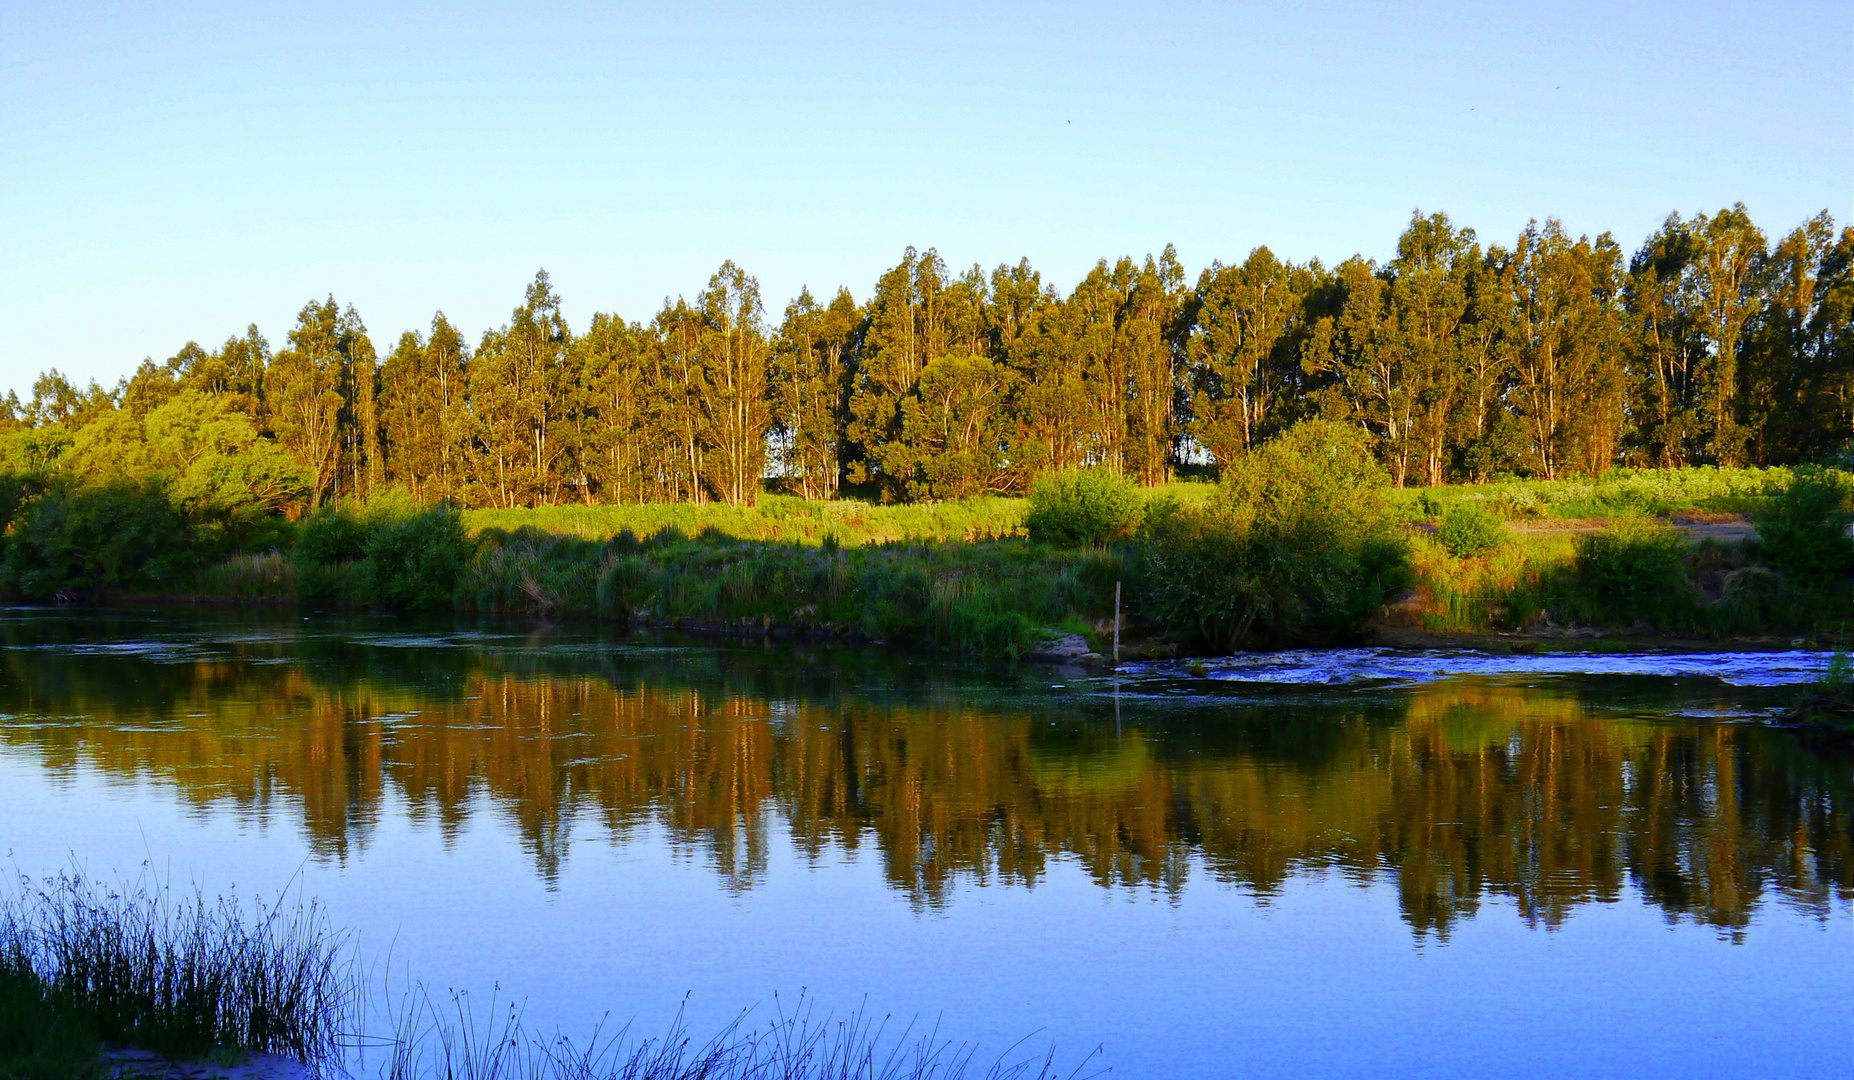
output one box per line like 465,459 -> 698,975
773,286 -> 859,499
378,314 -> 470,502
1117,247 -> 1187,486
1305,214 -> 1479,486
1626,219 -> 1695,465
471,272 -> 572,506
572,310 -> 652,503
177,325 -> 269,415
25,370 -> 113,429
988,259 -> 1086,479
844,248 -> 986,497
1054,261 -> 1132,473
1185,246 -> 1305,464
1505,220 -> 1627,479
265,297 -> 373,504
653,297 -> 708,503
694,261 -> 772,507
119,351 -> 188,419
1688,205 -> 1767,465
899,353 -> 1016,498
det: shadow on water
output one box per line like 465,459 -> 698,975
0,607 -> 1846,940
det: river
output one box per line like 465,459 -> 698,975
0,609 -> 1847,1078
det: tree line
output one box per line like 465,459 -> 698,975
10,203 -> 1851,508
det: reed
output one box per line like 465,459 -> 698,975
383,985 -> 1088,1080
0,868 -> 353,1068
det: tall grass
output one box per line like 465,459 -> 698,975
1406,524 -> 1844,638
1399,465 -> 1797,521
383,987 -> 1087,1080
0,868 -> 1089,1079
188,551 -> 295,603
583,531 -> 1124,656
463,495 -> 1030,547
0,869 -> 352,1067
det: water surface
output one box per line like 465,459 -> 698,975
0,610 -> 1847,1077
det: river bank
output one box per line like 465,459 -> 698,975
86,519 -> 1852,664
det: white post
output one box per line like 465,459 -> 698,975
1114,581 -> 1121,663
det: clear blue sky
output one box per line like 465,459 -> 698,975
2,0 -> 1847,396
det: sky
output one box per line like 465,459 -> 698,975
1,0 -> 1848,397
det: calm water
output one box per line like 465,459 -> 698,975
0,609 -> 1848,1078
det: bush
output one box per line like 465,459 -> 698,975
361,506 -> 471,611
1139,422 -> 1409,651
293,505 -> 369,565
1570,515 -> 1694,625
1755,468 -> 1854,582
0,479 -> 193,600
1025,468 -> 1144,546
1437,502 -> 1506,559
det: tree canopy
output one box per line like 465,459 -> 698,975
8,204 -> 1852,511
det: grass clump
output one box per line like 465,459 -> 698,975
1778,651 -> 1854,742
1397,465 -> 1795,522
463,494 -> 1029,547
1024,468 -> 1144,547
0,869 -> 352,1071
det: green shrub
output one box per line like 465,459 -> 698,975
361,506 -> 471,611
1437,503 -> 1506,559
1755,468 -> 1854,582
1140,421 -> 1409,651
1569,515 -> 1694,625
293,505 -> 369,565
1025,468 -> 1144,546
0,479 -> 193,600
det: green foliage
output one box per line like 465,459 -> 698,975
1566,516 -> 1696,626
294,505 -> 370,565
1754,468 -> 1854,582
1436,502 -> 1506,558
290,504 -> 369,607
583,533 -> 1124,657
61,392 -> 306,552
1397,466 -> 1790,522
1024,468 -> 1145,546
362,506 -> 470,611
1139,422 -> 1410,651
464,494 -> 1027,547
0,480 -> 193,600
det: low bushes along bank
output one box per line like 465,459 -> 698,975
2,433 -> 1850,656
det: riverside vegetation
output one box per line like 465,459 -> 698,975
0,420 -> 1848,656
1,201 -> 1851,653
0,870 -> 1076,1080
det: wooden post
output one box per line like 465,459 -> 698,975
1113,581 -> 1121,663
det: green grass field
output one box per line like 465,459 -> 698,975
461,467 -> 1796,548
1392,465 -> 1792,521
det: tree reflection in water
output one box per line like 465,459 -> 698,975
0,613 -> 1845,940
